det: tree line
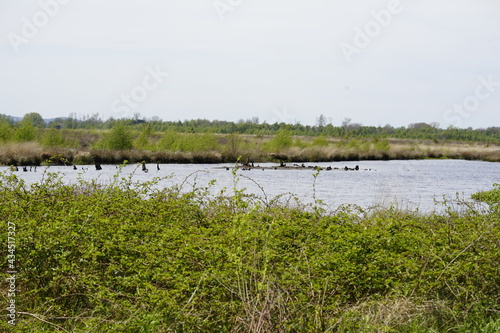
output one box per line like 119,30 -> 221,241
1,112 -> 499,143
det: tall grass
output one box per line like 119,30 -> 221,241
1,134 -> 499,166
0,168 -> 498,332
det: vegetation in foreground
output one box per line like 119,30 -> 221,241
0,166 -> 499,332
1,113 -> 499,165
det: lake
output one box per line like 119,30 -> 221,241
1,159 -> 499,212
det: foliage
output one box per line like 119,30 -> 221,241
0,169 -> 498,332
14,120 -> 37,142
100,121 -> 134,150
373,138 -> 390,151
22,112 -> 45,128
41,128 -> 66,148
133,124 -> 152,150
264,128 -> 293,152
156,132 -> 219,152
0,121 -> 13,143
311,135 -> 329,146
0,113 -> 499,164
2,113 -> 500,142
472,183 -> 500,212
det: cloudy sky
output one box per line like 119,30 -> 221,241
1,0 -> 499,128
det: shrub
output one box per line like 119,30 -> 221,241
14,121 -> 37,142
42,128 -> 66,147
100,121 -> 134,150
0,171 -> 498,332
264,128 -> 293,152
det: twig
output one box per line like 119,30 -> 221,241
18,312 -> 70,332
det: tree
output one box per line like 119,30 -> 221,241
15,121 -> 37,142
266,128 -> 293,152
42,128 -> 65,147
225,132 -> 243,158
0,113 -> 13,125
0,116 -> 14,142
22,112 -> 45,127
157,129 -> 179,150
316,114 -> 327,128
408,122 -> 432,129
341,117 -> 352,129
134,124 -> 152,150
104,121 -> 134,150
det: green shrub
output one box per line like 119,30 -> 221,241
264,128 -> 293,152
312,135 -> 329,147
41,128 -> 66,147
0,170 -> 498,332
0,121 -> 13,143
100,121 -> 134,150
133,124 -> 152,150
14,121 -> 37,142
157,129 -> 179,150
374,138 -> 390,151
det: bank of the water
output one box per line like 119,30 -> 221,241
0,140 -> 499,166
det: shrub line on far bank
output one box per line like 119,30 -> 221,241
0,141 -> 499,166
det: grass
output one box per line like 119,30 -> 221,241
0,133 -> 499,166
0,165 -> 498,332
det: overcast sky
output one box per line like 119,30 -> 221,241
1,0 -> 499,128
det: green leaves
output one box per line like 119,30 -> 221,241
0,171 -> 498,332
472,183 -> 500,213
100,121 -> 134,150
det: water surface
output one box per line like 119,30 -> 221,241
2,160 -> 499,212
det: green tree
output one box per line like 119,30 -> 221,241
22,112 -> 45,127
0,116 -> 14,142
134,124 -> 152,150
14,121 -> 37,142
42,128 -> 66,147
225,133 -> 243,158
103,121 -> 134,150
157,129 -> 179,150
265,128 -> 293,151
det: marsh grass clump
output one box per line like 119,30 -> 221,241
0,168 -> 498,332
1,130 -> 500,165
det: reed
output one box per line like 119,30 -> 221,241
0,136 -> 499,166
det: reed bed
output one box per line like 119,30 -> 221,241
0,138 -> 499,166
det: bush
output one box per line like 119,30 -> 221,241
264,129 -> 293,152
42,128 -> 66,148
0,170 -> 498,332
100,121 -> 134,150
14,121 -> 37,142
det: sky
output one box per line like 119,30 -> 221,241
1,0 -> 499,128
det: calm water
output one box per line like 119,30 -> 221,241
1,160 -> 499,212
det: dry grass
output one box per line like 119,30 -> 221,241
328,297 -> 450,332
0,139 -> 499,166
277,141 -> 500,162
0,142 -> 46,165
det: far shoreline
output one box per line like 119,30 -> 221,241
0,139 -> 499,167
